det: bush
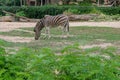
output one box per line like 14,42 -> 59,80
16,11 -> 26,17
64,8 -> 80,15
78,0 -> 92,6
0,44 -> 120,80
0,47 -> 6,55
0,6 -> 120,19
97,7 -> 120,15
90,7 -> 102,14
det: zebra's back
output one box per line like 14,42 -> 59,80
44,14 -> 69,27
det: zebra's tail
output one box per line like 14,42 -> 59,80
67,22 -> 69,32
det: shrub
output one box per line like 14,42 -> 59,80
0,6 -> 120,19
0,47 -> 6,55
78,0 -> 92,6
0,45 -> 120,80
64,8 -> 80,15
97,7 -> 120,15
90,7 -> 102,14
16,11 -> 26,17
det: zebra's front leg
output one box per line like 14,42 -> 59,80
42,27 -> 47,39
45,26 -> 51,39
47,27 -> 51,39
66,30 -> 69,38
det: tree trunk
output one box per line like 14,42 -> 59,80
20,0 -> 22,6
45,0 -> 47,5
23,0 -> 26,5
41,0 -> 43,6
14,0 -> 16,6
35,0 -> 37,6
97,0 -> 100,6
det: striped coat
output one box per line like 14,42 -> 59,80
34,14 -> 69,40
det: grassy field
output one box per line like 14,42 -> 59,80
0,26 -> 120,80
0,26 -> 120,51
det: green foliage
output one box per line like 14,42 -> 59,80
93,13 -> 120,21
5,14 -> 10,16
0,39 -> 13,47
0,0 -> 20,6
0,47 -> 6,55
61,43 -> 80,54
16,11 -> 26,17
0,6 -> 20,16
97,7 -> 120,15
78,0 -> 92,6
64,8 -> 80,15
0,44 -> 120,80
0,6 -> 120,19
111,14 -> 120,20
90,7 -> 102,14
62,0 -> 71,4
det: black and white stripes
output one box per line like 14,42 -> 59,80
34,14 -> 69,40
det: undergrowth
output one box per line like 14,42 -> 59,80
0,44 -> 120,80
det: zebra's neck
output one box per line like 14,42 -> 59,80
41,18 -> 45,27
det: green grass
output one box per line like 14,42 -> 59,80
0,30 -> 34,37
0,26 -> 120,52
0,39 -> 21,47
1,26 -> 120,41
18,26 -> 120,46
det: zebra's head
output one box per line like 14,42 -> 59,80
34,19 -> 44,40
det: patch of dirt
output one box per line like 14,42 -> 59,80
5,47 -> 19,54
0,35 -> 33,43
0,21 -> 120,32
80,43 -> 113,49
70,21 -> 120,28
0,22 -> 35,32
50,41 -> 72,47
15,29 -> 34,33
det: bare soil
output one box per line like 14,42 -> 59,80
0,35 -> 33,43
0,21 -> 120,32
80,43 -> 112,49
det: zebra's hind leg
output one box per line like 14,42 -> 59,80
65,30 -> 69,38
61,26 -> 67,38
65,22 -> 69,38
66,29 -> 69,38
62,25 -> 69,38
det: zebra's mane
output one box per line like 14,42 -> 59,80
38,18 -> 45,30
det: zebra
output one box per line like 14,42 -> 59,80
34,14 -> 69,40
